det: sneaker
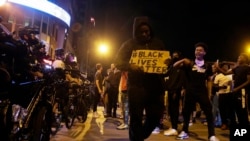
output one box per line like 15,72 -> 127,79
189,122 -> 193,126
164,128 -> 178,136
203,121 -> 208,126
209,136 -> 219,141
93,112 -> 100,118
176,131 -> 189,140
116,123 -> 128,130
152,127 -> 160,134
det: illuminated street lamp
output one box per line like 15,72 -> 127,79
246,44 -> 250,53
98,43 -> 108,54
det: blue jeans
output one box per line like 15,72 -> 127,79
212,94 -> 221,126
121,91 -> 129,125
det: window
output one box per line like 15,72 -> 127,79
42,22 -> 47,33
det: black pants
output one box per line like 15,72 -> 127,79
182,89 -> 215,138
218,93 -> 230,125
229,92 -> 249,126
93,87 -> 101,112
107,86 -> 119,117
128,86 -> 165,141
168,89 -> 182,130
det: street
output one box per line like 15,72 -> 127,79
50,106 -> 229,141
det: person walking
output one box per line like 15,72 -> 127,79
115,16 -> 167,141
174,42 -> 219,141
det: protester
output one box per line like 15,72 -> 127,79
163,51 -> 186,136
115,16 -> 166,141
116,71 -> 129,130
93,63 -> 104,118
173,42 -> 219,141
214,53 -> 250,127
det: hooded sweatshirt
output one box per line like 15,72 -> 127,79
115,16 -> 166,93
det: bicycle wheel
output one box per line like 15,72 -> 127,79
64,102 -> 76,129
76,98 -> 88,123
32,106 -> 52,141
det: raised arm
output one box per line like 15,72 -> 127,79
214,62 -> 233,75
173,58 -> 191,68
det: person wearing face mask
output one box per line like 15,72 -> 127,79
173,42 -> 219,141
162,51 -> 187,136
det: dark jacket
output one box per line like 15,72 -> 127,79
115,17 -> 166,92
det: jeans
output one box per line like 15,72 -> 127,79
121,90 -> 129,125
212,94 -> 222,126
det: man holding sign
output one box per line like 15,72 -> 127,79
115,16 -> 168,141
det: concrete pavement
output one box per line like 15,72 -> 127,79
50,106 -> 230,141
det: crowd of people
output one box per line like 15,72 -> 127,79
90,16 -> 250,141
2,14 -> 249,141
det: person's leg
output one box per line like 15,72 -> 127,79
112,88 -> 119,118
93,88 -> 101,117
107,88 -> 114,117
212,94 -> 221,127
128,86 -> 145,141
181,93 -> 196,133
198,91 -> 215,138
234,92 -> 249,126
143,90 -> 165,139
118,91 -> 124,118
168,90 -> 181,130
219,94 -> 229,129
116,91 -> 129,130
123,91 -> 129,125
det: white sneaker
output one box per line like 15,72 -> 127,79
164,128 -> 178,136
189,122 -> 193,126
209,136 -> 219,141
176,131 -> 189,140
152,127 -> 160,134
163,128 -> 178,136
116,123 -> 128,130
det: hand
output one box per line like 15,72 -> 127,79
99,90 -> 103,95
213,61 -> 219,68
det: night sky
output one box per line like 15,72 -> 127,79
91,0 -> 250,63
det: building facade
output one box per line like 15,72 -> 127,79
0,0 -> 71,59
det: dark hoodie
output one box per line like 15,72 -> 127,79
115,17 -> 166,92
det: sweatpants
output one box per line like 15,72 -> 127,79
128,86 -> 164,141
168,89 -> 182,130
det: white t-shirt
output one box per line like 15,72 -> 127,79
214,73 -> 232,94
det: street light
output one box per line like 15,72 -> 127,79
246,44 -> 250,53
98,43 -> 108,54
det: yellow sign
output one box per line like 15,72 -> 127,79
129,50 -> 170,74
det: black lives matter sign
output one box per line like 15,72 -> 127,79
129,50 -> 170,74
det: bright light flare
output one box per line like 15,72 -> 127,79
99,44 -> 108,54
0,0 -> 7,6
246,43 -> 250,53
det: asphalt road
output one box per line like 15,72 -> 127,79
50,106 -> 230,141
